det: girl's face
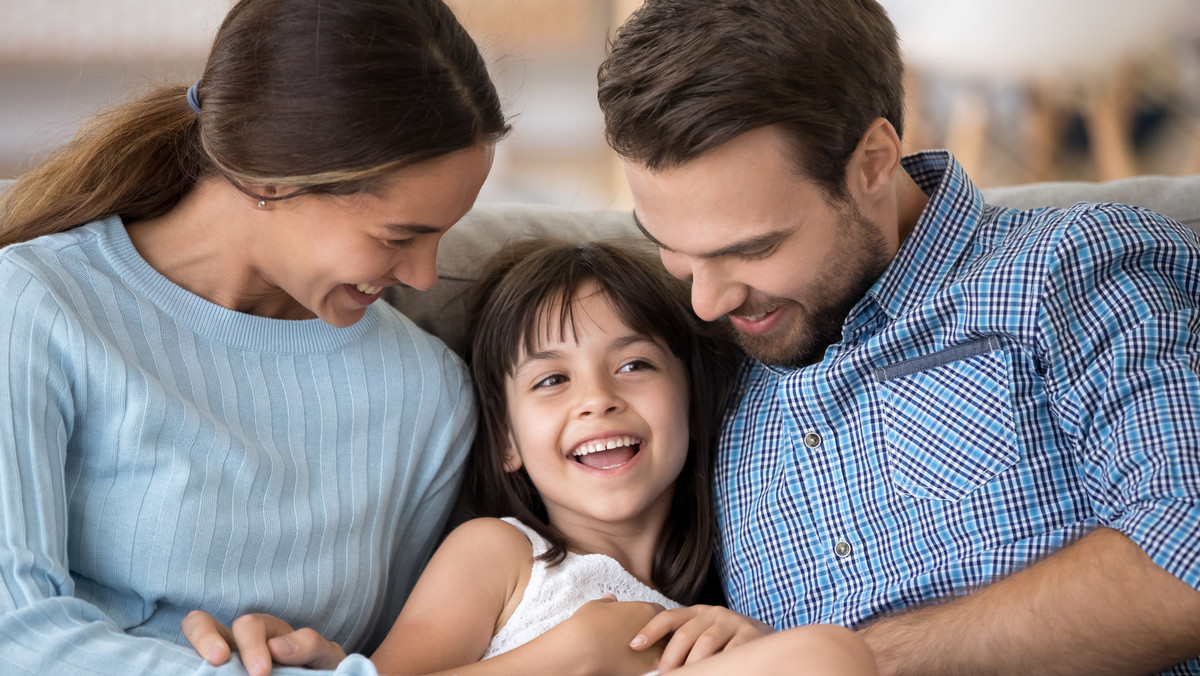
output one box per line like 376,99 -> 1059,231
251,142 -> 494,327
503,282 -> 691,537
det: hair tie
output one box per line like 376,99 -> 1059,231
186,81 -> 202,114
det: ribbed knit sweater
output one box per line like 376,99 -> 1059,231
0,217 -> 474,675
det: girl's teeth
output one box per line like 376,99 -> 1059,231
355,283 -> 383,295
573,436 -> 638,456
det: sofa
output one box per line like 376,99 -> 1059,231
2,173 -> 1199,355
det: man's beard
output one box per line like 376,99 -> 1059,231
735,203 -> 891,368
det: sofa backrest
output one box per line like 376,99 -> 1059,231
3,174 -> 1199,355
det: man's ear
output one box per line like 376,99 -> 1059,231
846,117 -> 902,201
502,433 -> 524,473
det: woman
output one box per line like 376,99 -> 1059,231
0,1 -> 507,674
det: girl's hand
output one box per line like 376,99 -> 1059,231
629,604 -> 776,671
551,596 -> 666,675
181,609 -> 347,676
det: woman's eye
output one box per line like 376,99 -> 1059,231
386,238 -> 416,248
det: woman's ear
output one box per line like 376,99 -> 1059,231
242,183 -> 279,210
502,433 -> 523,473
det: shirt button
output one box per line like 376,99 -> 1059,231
803,432 -> 822,449
834,541 -> 852,558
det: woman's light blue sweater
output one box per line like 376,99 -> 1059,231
0,217 -> 475,675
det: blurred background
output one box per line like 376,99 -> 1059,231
1,0 -> 1198,210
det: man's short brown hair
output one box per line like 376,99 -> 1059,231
598,0 -> 903,200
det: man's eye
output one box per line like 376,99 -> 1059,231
739,244 -> 777,260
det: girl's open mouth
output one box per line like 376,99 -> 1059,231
572,436 -> 642,470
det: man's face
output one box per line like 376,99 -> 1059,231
625,126 -> 895,367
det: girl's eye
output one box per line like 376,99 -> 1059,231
618,359 -> 653,373
386,238 -> 416,249
533,374 -> 567,389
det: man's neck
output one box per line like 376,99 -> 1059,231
894,168 -> 931,246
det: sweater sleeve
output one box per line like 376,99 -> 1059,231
0,261 -> 383,676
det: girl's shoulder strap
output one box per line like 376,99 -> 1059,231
498,517 -> 551,558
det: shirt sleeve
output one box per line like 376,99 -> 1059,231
1039,204 -> 1200,590
0,261 -> 383,676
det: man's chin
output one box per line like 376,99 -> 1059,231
735,331 -> 823,369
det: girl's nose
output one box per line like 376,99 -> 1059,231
575,377 -> 625,417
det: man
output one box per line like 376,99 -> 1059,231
597,0 -> 1200,674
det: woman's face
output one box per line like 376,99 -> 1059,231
253,142 -> 494,327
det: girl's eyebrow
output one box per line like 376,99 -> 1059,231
515,349 -> 562,369
611,334 -> 662,350
515,333 -> 662,371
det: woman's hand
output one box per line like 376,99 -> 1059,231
181,610 -> 347,676
630,604 -> 775,671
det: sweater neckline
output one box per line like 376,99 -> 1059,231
95,216 -> 379,354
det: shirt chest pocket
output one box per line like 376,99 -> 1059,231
874,337 -> 1019,501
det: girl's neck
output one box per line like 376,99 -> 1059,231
552,488 -> 673,587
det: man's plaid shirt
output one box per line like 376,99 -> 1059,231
716,151 -> 1200,673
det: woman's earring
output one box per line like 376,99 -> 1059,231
256,199 -> 267,209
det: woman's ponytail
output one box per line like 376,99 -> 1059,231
0,83 -> 208,247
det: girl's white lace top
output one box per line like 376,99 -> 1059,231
481,517 -> 681,659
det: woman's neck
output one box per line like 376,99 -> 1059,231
125,178 -> 311,319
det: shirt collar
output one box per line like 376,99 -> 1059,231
849,150 -> 988,327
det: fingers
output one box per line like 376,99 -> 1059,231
267,627 -> 348,670
657,614 -> 727,670
649,606 -> 777,671
181,610 -> 234,666
631,607 -> 698,650
231,613 -> 295,676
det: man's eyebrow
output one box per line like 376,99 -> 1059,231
631,210 -> 789,259
383,223 -> 442,236
632,211 -> 670,250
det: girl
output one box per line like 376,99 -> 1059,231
187,239 -> 877,675
0,1 -> 507,675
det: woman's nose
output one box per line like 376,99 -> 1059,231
395,242 -> 439,291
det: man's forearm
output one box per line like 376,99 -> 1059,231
858,527 -> 1200,676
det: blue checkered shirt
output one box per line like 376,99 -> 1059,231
716,151 -> 1200,673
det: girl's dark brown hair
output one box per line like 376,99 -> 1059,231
0,0 -> 509,247
598,0 -> 902,202
462,238 -> 741,604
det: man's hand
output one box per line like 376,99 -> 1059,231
181,610 -> 347,676
858,527 -> 1200,676
631,604 -> 775,670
